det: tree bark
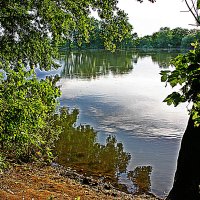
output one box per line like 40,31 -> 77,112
167,116 -> 200,200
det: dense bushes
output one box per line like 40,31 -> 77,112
0,66 -> 61,162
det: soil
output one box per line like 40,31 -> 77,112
0,163 -> 162,200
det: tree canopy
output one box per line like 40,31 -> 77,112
62,18 -> 135,50
0,0 -> 132,71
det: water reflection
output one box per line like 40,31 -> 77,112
55,107 -> 155,195
132,51 -> 179,68
59,51 -> 136,79
58,50 -> 180,81
150,52 -> 179,68
57,50 -> 188,197
128,166 -> 152,194
55,108 -> 131,187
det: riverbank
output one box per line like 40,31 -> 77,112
0,163 -> 162,200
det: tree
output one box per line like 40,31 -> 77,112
137,27 -> 193,50
137,35 -> 153,49
138,0 -> 200,199
162,41 -> 200,200
0,0 -> 132,163
181,30 -> 200,49
171,27 -> 190,48
160,1 -> 200,199
155,27 -> 172,49
162,46 -> 200,199
0,0 -> 132,69
0,66 -> 61,161
62,17 -> 134,50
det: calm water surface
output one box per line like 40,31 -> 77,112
38,51 -> 189,197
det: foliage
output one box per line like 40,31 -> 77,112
181,31 -> 200,49
63,22 -> 199,51
63,18 -> 134,50
136,27 -> 199,50
0,66 -> 61,161
161,42 -> 200,126
0,0 -> 132,69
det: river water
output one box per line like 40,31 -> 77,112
36,50 -> 189,197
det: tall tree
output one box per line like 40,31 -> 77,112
161,0 -> 200,199
161,43 -> 200,199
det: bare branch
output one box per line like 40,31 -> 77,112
185,0 -> 200,25
191,0 -> 198,17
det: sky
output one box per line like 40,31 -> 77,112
117,0 -> 196,36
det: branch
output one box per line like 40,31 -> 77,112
191,0 -> 198,17
185,0 -> 200,25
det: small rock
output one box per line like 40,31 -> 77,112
104,182 -> 111,190
82,177 -> 90,185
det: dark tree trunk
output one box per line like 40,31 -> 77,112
167,116 -> 200,200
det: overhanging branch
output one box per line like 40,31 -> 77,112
185,0 -> 200,25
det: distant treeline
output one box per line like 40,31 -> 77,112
136,27 -> 200,50
61,19 -> 200,50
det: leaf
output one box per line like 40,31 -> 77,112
163,92 -> 183,107
198,0 -> 200,9
160,70 -> 171,82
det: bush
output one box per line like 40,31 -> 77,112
0,65 -> 61,162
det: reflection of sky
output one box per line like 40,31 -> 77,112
59,55 -> 188,197
35,67 -> 62,79
60,57 -> 188,139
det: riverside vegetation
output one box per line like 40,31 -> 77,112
1,0 -> 200,199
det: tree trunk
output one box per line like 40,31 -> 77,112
167,116 -> 200,200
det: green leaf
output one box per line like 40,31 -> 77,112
198,0 -> 200,9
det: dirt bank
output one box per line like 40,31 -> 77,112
0,163 -> 162,200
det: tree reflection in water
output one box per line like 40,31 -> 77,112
54,50 -> 180,194
59,50 -> 136,79
55,107 -> 131,188
58,50 -> 180,81
128,166 -> 152,194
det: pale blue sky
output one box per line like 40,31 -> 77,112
118,0 -> 196,36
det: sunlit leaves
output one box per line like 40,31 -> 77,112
0,67 -> 61,161
163,92 -> 185,107
0,0 -> 133,70
161,42 -> 200,126
160,70 -> 171,82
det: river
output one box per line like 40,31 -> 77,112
36,50 -> 189,198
